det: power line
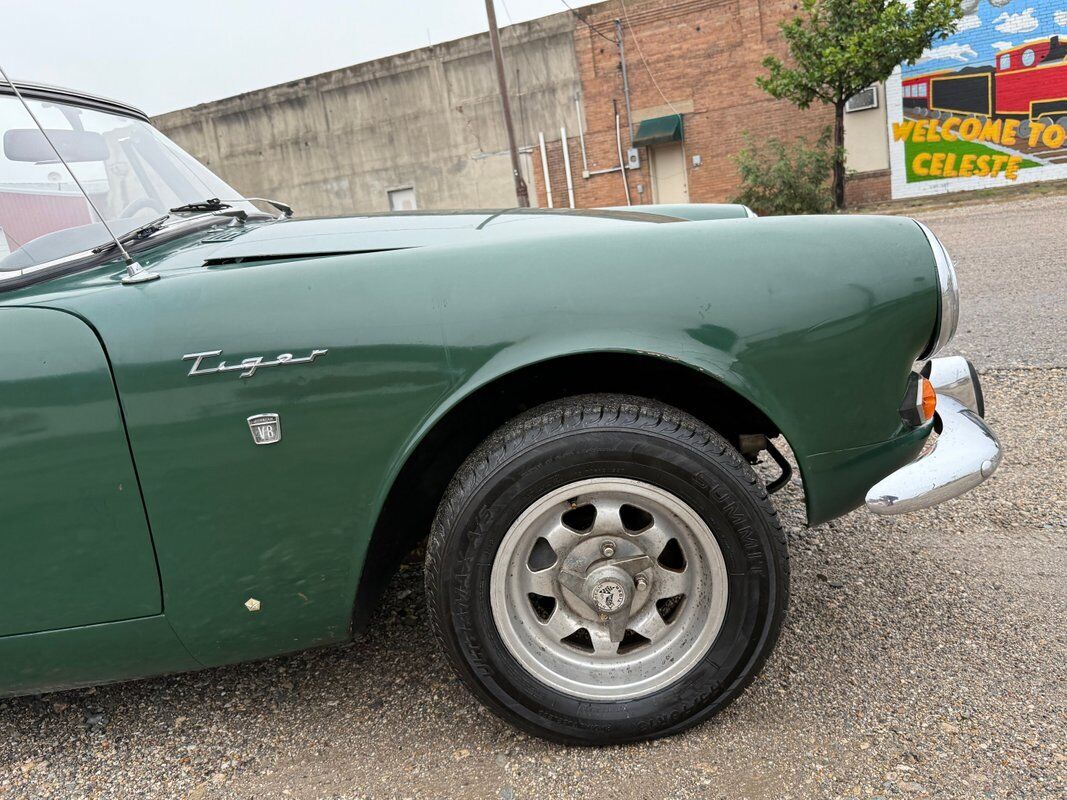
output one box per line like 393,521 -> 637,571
619,0 -> 682,117
498,0 -> 514,25
560,0 -> 617,44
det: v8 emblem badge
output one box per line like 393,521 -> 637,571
247,413 -> 282,445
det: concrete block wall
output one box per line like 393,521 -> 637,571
154,0 -> 929,214
154,13 -> 583,215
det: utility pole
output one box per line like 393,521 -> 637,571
485,0 -> 530,207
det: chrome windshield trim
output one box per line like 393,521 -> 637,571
915,220 -> 959,358
0,247 -> 100,284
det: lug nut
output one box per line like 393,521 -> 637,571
635,574 -> 648,591
601,540 -> 616,558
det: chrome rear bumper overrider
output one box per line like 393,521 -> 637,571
866,356 -> 1001,515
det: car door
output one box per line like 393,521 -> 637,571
0,307 -> 161,636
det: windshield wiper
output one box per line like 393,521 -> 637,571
170,198 -> 230,214
93,215 -> 171,254
92,207 -> 249,257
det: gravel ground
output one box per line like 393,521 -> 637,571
1,194 -> 1064,800
916,193 -> 1067,370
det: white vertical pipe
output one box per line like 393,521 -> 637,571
575,95 -> 589,174
538,131 -> 554,209
615,113 -> 631,206
560,126 -> 575,208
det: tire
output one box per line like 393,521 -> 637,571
425,394 -> 789,744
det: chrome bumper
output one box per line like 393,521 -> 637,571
866,357 -> 1002,515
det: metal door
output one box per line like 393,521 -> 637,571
651,142 -> 690,204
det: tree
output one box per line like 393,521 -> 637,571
757,0 -> 962,209
732,128 -> 837,216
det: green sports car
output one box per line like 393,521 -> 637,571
0,82 -> 1000,744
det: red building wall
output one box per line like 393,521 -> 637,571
0,190 -> 92,254
532,0 -> 836,209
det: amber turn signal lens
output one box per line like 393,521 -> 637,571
920,377 -> 937,422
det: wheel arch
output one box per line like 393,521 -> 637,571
351,349 -> 788,634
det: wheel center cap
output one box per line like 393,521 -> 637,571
590,578 -> 627,613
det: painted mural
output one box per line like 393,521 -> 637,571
888,1 -> 1067,198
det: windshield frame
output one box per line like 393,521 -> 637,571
0,81 -> 151,124
0,82 -> 266,292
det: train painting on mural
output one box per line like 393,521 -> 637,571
888,0 -> 1067,196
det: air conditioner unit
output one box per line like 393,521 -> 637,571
846,86 -> 879,113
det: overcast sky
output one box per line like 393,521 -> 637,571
3,1 -> 601,116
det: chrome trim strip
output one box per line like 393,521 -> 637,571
0,247 -> 99,284
915,221 -> 959,358
867,358 -> 1000,515
244,197 -> 294,218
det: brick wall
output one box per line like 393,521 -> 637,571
845,169 -> 892,207
532,0 -> 836,209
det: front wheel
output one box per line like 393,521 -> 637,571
425,394 -> 789,744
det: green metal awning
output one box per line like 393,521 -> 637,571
632,114 -> 684,147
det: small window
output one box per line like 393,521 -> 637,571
999,54 -> 1011,70
919,83 -> 928,98
387,187 -> 417,211
904,85 -> 912,98
1022,48 -> 1036,67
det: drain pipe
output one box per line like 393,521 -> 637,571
560,127 -> 576,208
575,95 -> 589,176
613,103 -> 631,205
614,18 -> 634,147
538,131 -> 553,208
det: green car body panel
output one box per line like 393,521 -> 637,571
0,307 -> 161,636
0,206 -> 938,692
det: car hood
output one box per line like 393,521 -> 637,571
195,208 -> 686,263
192,203 -> 754,265
0,203 -> 753,296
